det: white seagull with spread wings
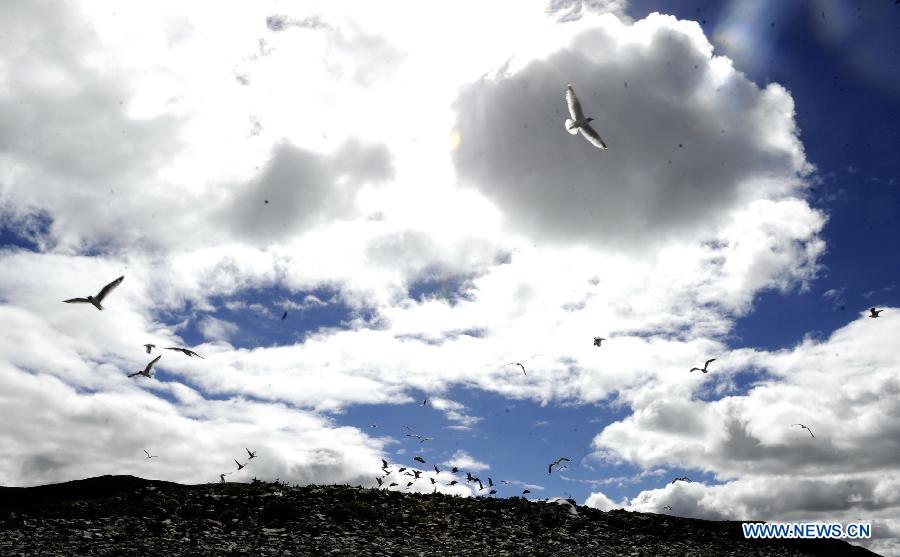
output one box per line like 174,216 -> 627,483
63,275 -> 124,311
565,84 -> 608,150
129,355 -> 161,379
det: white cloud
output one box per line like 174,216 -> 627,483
584,490 -> 626,511
445,450 -> 490,473
198,316 -> 239,342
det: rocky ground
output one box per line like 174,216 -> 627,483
0,475 -> 881,556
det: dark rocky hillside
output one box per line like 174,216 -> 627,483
0,475 -> 881,556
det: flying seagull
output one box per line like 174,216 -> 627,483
413,470 -> 422,479
565,83 -> 608,150
282,310 -> 288,320
246,448 -> 257,460
219,472 -> 232,483
405,433 -> 433,443
671,477 -> 691,484
433,465 -> 440,474
63,275 -> 124,311
143,450 -> 157,459
143,344 -> 156,354
406,481 -> 414,487
376,477 -> 383,487
690,358 -> 716,373
398,467 -> 407,473
489,489 -> 497,495
507,362 -> 527,376
523,489 -> 531,495
549,457 -> 570,474
663,505 -> 673,511
449,480 -> 458,486
793,423 -> 815,438
869,307 -> 883,318
429,478 -> 436,485
382,459 -> 389,469
488,477 -> 494,487
128,355 -> 161,379
389,482 -> 398,487
234,459 -> 247,471
165,347 -> 205,359
451,467 -> 459,473
593,337 -> 606,347
414,456 -> 426,464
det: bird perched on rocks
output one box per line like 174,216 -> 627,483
63,275 -> 124,311
564,83 -> 608,150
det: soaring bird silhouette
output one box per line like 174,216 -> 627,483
449,480 -> 459,486
281,310 -> 288,320
246,448 -> 257,460
376,477 -> 383,487
593,337 -> 606,347
234,459 -> 247,471
671,477 -> 691,484
143,450 -> 158,459
143,344 -> 156,354
523,489 -> 531,495
219,472 -> 232,482
451,467 -> 459,473
663,505 -> 673,511
549,457 -> 570,474
414,456 -> 426,464
489,489 -> 497,495
690,358 -> 716,373
565,84 -> 608,150
128,355 -> 161,379
63,275 -> 124,310
793,423 -> 815,438
433,464 -> 440,474
869,307 -> 883,318
165,347 -> 204,358
507,362 -> 527,375
381,459 -> 389,469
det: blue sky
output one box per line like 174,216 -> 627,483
1,1 -> 899,555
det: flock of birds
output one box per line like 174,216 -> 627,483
57,83 -> 888,506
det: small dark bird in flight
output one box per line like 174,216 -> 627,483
690,358 -> 716,373
63,275 -> 124,311
507,362 -> 526,375
382,459 -> 389,469
422,399 -> 427,406
414,456 -> 426,464
476,479 -> 484,491
406,433 -> 432,443
793,423 -> 815,438
165,347 -> 205,358
376,477 -> 383,487
246,448 -> 257,460
523,489 -> 531,495
143,344 -> 156,354
565,84 -> 608,150
549,457 -> 570,474
433,464 -> 440,474
449,480 -> 459,486
234,459 -> 247,471
128,355 -> 161,379
406,481 -> 414,487
143,450 -> 157,459
671,477 -> 691,484
281,310 -> 288,320
593,337 -> 606,347
429,478 -> 436,485
451,467 -> 459,473
389,482 -> 398,487
869,307 -> 883,318
489,489 -> 497,495
466,472 -> 476,482
219,472 -> 231,482
488,477 -> 494,487
413,470 -> 422,479
501,480 -> 512,485
398,467 -> 407,473
663,505 -> 673,511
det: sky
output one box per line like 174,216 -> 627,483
1,0 -> 899,554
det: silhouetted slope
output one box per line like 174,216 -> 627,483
0,476 -> 881,556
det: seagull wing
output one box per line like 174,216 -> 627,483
705,359 -> 716,367
127,371 -> 142,378
566,84 -> 584,120
145,355 -> 162,373
144,450 -> 150,457
808,429 -> 815,438
95,275 -> 124,302
63,298 -> 91,304
578,123 -> 608,150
